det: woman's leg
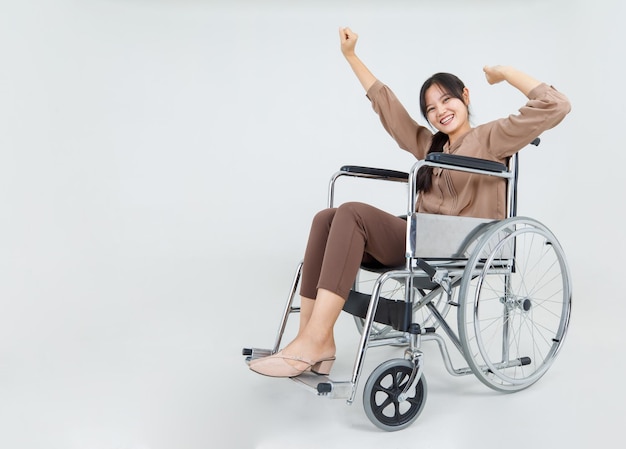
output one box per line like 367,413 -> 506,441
297,208 -> 336,332
279,288 -> 342,372
250,202 -> 406,377
317,202 -> 407,298
289,202 -> 406,358
299,208 -> 336,302
297,297 -> 315,336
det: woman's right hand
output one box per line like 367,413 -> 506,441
339,27 -> 377,92
339,27 -> 358,57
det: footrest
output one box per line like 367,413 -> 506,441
242,347 -> 273,363
290,371 -> 355,400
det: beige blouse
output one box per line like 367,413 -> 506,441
367,80 -> 571,219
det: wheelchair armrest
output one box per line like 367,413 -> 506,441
339,165 -> 409,182
328,165 -> 409,207
424,137 -> 539,173
425,153 -> 508,173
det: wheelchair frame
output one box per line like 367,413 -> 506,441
243,143 -> 572,431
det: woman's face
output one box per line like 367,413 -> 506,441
424,84 -> 471,142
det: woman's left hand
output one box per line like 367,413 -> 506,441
483,65 -> 508,85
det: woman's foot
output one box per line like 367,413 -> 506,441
249,337 -> 336,377
249,351 -> 335,377
250,289 -> 341,377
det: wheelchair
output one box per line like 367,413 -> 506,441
243,139 -> 572,431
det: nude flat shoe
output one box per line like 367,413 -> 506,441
249,351 -> 335,378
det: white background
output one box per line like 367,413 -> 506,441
1,1 -> 624,448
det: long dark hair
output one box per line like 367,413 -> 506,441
416,72 -> 468,192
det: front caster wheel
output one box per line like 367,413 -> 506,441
363,359 -> 427,431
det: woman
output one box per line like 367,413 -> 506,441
249,27 -> 570,378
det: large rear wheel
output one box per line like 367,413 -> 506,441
458,217 -> 572,392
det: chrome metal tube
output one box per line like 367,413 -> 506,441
272,261 -> 303,353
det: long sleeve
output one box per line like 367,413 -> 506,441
480,83 -> 571,160
366,80 -> 433,159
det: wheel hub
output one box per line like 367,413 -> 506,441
500,294 -> 532,312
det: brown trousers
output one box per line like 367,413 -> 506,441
300,202 -> 407,300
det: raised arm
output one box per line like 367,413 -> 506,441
483,65 -> 543,98
480,65 -> 571,158
339,27 -> 377,92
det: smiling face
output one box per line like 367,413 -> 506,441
424,83 -> 471,144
